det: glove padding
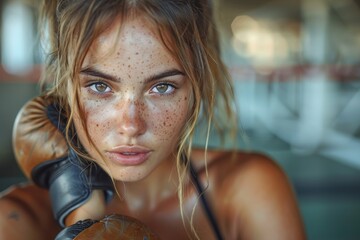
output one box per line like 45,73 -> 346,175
55,214 -> 160,240
13,95 -> 114,227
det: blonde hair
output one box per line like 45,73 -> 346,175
39,0 -> 236,238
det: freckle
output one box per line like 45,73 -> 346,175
96,124 -> 99,127
128,57 -> 131,60
8,211 -> 20,221
128,65 -> 131,68
136,52 -> 139,55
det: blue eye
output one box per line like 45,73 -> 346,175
151,83 -> 175,94
89,82 -> 111,93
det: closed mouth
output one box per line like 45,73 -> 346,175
105,145 -> 152,166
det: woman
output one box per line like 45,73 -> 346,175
0,0 -> 305,239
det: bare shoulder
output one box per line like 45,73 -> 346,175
192,149 -> 306,240
215,151 -> 289,189
0,183 -> 60,240
192,148 -> 286,185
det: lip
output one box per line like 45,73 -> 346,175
105,145 -> 152,166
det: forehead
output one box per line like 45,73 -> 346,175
83,15 -> 175,66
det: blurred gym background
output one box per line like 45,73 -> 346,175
1,0 -> 359,239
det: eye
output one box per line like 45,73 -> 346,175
151,83 -> 175,94
89,82 -> 111,94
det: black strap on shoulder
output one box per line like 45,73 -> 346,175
188,159 -> 224,240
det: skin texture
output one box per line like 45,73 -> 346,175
0,183 -> 60,240
73,15 -> 192,182
0,14 -> 306,240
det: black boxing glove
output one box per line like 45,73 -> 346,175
55,214 -> 160,240
13,95 -> 114,227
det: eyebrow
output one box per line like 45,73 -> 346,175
80,67 -> 119,82
80,67 -> 185,83
146,69 -> 184,83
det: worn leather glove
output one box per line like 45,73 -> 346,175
13,95 -> 114,227
55,214 -> 160,240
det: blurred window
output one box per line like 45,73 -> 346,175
1,1 -> 35,74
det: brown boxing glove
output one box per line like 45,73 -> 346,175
12,94 -> 114,227
13,95 -> 67,178
55,214 -> 160,240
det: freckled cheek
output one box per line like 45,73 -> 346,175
149,100 -> 189,141
81,103 -> 113,147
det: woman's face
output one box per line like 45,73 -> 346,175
73,16 -> 192,182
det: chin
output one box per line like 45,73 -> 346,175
111,167 -> 152,182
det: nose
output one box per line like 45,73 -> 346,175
117,99 -> 146,138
